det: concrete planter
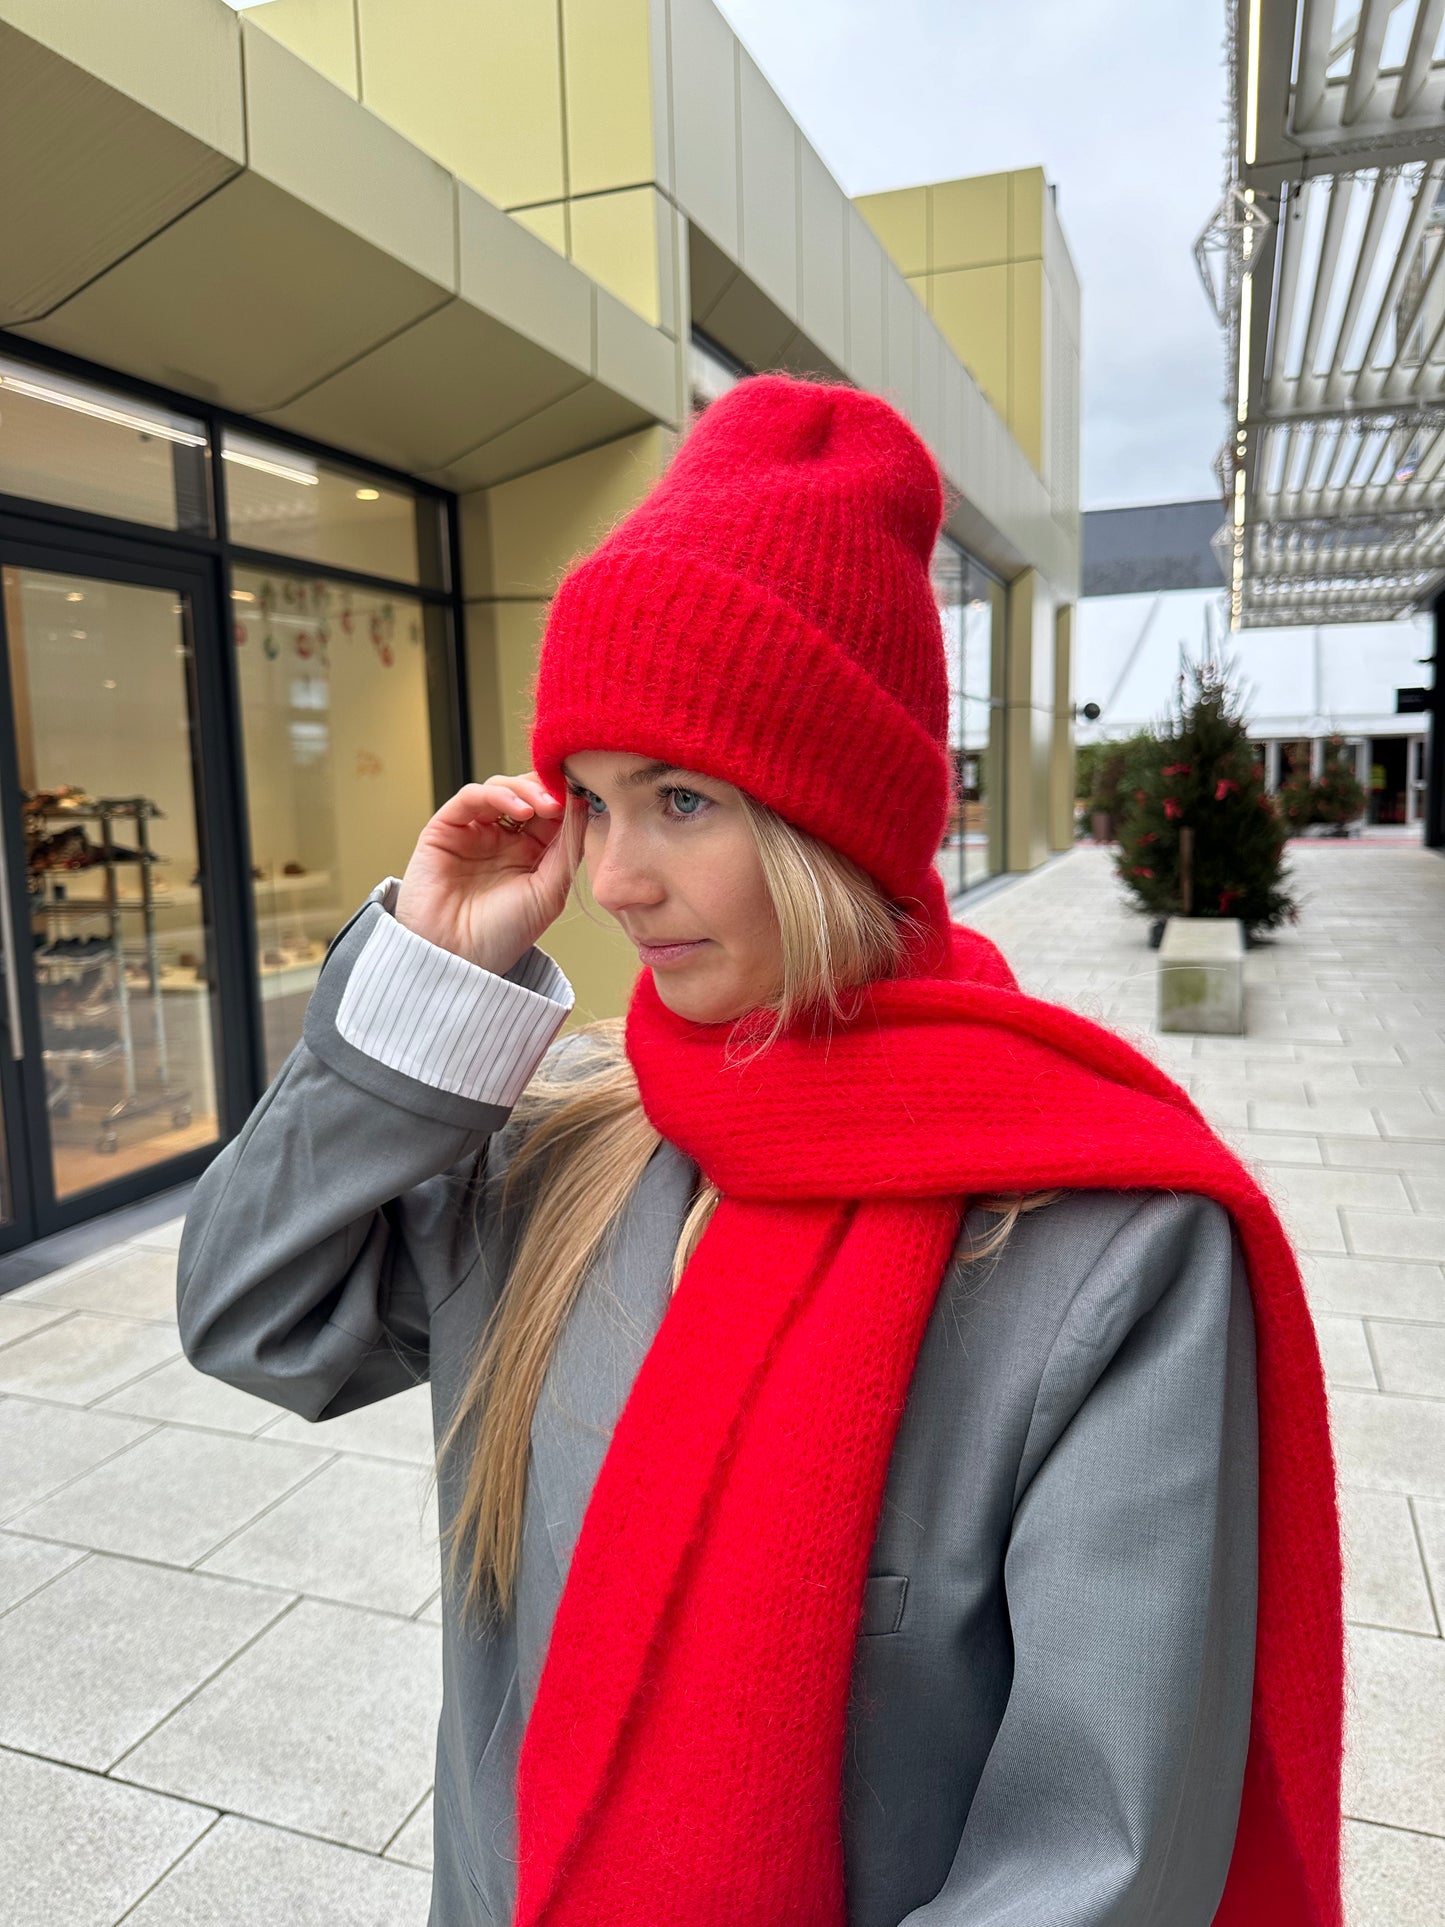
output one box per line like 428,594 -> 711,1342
1157,916 -> 1245,1035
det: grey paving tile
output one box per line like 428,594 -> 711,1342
1409,1497 -> 1445,1622
261,1380 -> 434,1464
97,1353 -> 286,1436
0,1396 -> 152,1522
384,1791 -> 435,1873
132,1218 -> 187,1252
19,1243 -> 181,1323
1344,1209 -> 1445,1264
1259,1168 -> 1411,1214
0,1529 -> 86,1614
1344,1819 -> 1445,1927
125,1813 -> 432,1926
1327,1388 -> 1445,1499
1249,1099 -> 1381,1137
1405,1171 -> 1445,1214
1367,1320 -> 1445,1400
1315,1315 -> 1378,1390
11,1425 -> 331,1566
118,1598 -> 443,1852
1376,1103 -> 1445,1142
416,1589 -> 442,1624
1320,1137 -> 1445,1173
198,1454 -> 441,1616
1343,1625 -> 1445,1837
0,1745 -> 215,1927
1339,1489 -> 1438,1634
0,1553 -> 290,1770
0,1311 -> 179,1404
1223,1129 -> 1325,1166
1302,1254 -> 1445,1323
0,1299 -> 71,1349
1270,1194 -> 1349,1252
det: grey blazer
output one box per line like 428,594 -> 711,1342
176,894 -> 1259,1927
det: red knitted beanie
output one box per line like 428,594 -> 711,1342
529,373 -> 952,919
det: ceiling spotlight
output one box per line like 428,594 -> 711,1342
355,487 -> 381,501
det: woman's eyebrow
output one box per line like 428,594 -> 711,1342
560,760 -> 700,790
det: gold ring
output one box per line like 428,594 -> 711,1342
495,812 -> 525,833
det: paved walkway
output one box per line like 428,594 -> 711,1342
959,840 -> 1445,1924
0,839 -> 1440,1923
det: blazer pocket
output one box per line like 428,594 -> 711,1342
859,1571 -> 908,1636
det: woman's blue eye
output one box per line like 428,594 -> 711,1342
564,782 -> 710,821
665,787 -> 706,817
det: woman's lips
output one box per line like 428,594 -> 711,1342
637,939 -> 709,966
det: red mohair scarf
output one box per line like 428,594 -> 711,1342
511,907 -> 1344,1927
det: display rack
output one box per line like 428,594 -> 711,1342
27,795 -> 193,1153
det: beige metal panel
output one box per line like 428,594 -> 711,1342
0,24 -> 240,326
0,0 -> 245,159
931,174 -> 1008,273
255,300 -> 592,475
659,194 -> 686,342
668,0 -> 739,255
481,598 -> 550,772
916,319 -> 944,460
510,200 -> 569,257
462,599 -> 505,777
483,426 -> 671,596
11,173 -> 451,415
844,206 -> 887,391
646,0 -> 674,198
356,0 -> 565,211
457,490 -> 494,600
569,186 -> 667,330
562,0 -> 655,197
884,272 -> 920,422
798,137 -> 848,367
248,0 -> 360,97
1049,602 -> 1075,852
691,228 -> 797,369
737,49 -> 800,317
853,185 -> 928,278
242,22 -> 454,289
457,184 -> 594,371
937,350 -> 966,495
1041,187 -> 1081,337
429,381 -> 656,492
595,283 -> 682,423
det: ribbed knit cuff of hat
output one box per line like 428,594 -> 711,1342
530,546 -> 951,917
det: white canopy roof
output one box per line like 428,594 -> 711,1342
1198,1 -> 1445,626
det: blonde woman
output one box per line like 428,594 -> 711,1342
178,374 -> 1342,1927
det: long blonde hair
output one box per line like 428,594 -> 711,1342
432,788 -> 1059,1629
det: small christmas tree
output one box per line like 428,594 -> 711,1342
1312,735 -> 1366,834
1113,656 -> 1298,936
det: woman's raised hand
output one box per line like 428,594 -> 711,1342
392,773 -> 578,974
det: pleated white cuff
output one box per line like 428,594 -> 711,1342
333,877 -> 575,1107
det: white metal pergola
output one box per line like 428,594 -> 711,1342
1198,1 -> 1445,629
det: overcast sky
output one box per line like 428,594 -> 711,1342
714,0 -> 1231,511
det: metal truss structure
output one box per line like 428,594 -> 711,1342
1201,0 -> 1445,626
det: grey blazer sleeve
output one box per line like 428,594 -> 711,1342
906,1192 -> 1259,1926
175,888 -> 570,1422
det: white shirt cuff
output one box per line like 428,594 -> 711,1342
332,878 -> 575,1107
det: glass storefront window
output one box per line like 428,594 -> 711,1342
3,565 -> 221,1198
0,356 -> 210,535
231,565 -> 441,1078
932,537 -> 1004,895
222,431 -> 443,588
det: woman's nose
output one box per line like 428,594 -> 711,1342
587,824 -> 665,915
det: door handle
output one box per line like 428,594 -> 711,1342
0,811 -> 24,1060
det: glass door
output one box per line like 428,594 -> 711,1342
0,548 -> 225,1243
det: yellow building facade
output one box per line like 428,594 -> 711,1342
0,0 -> 1080,1241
